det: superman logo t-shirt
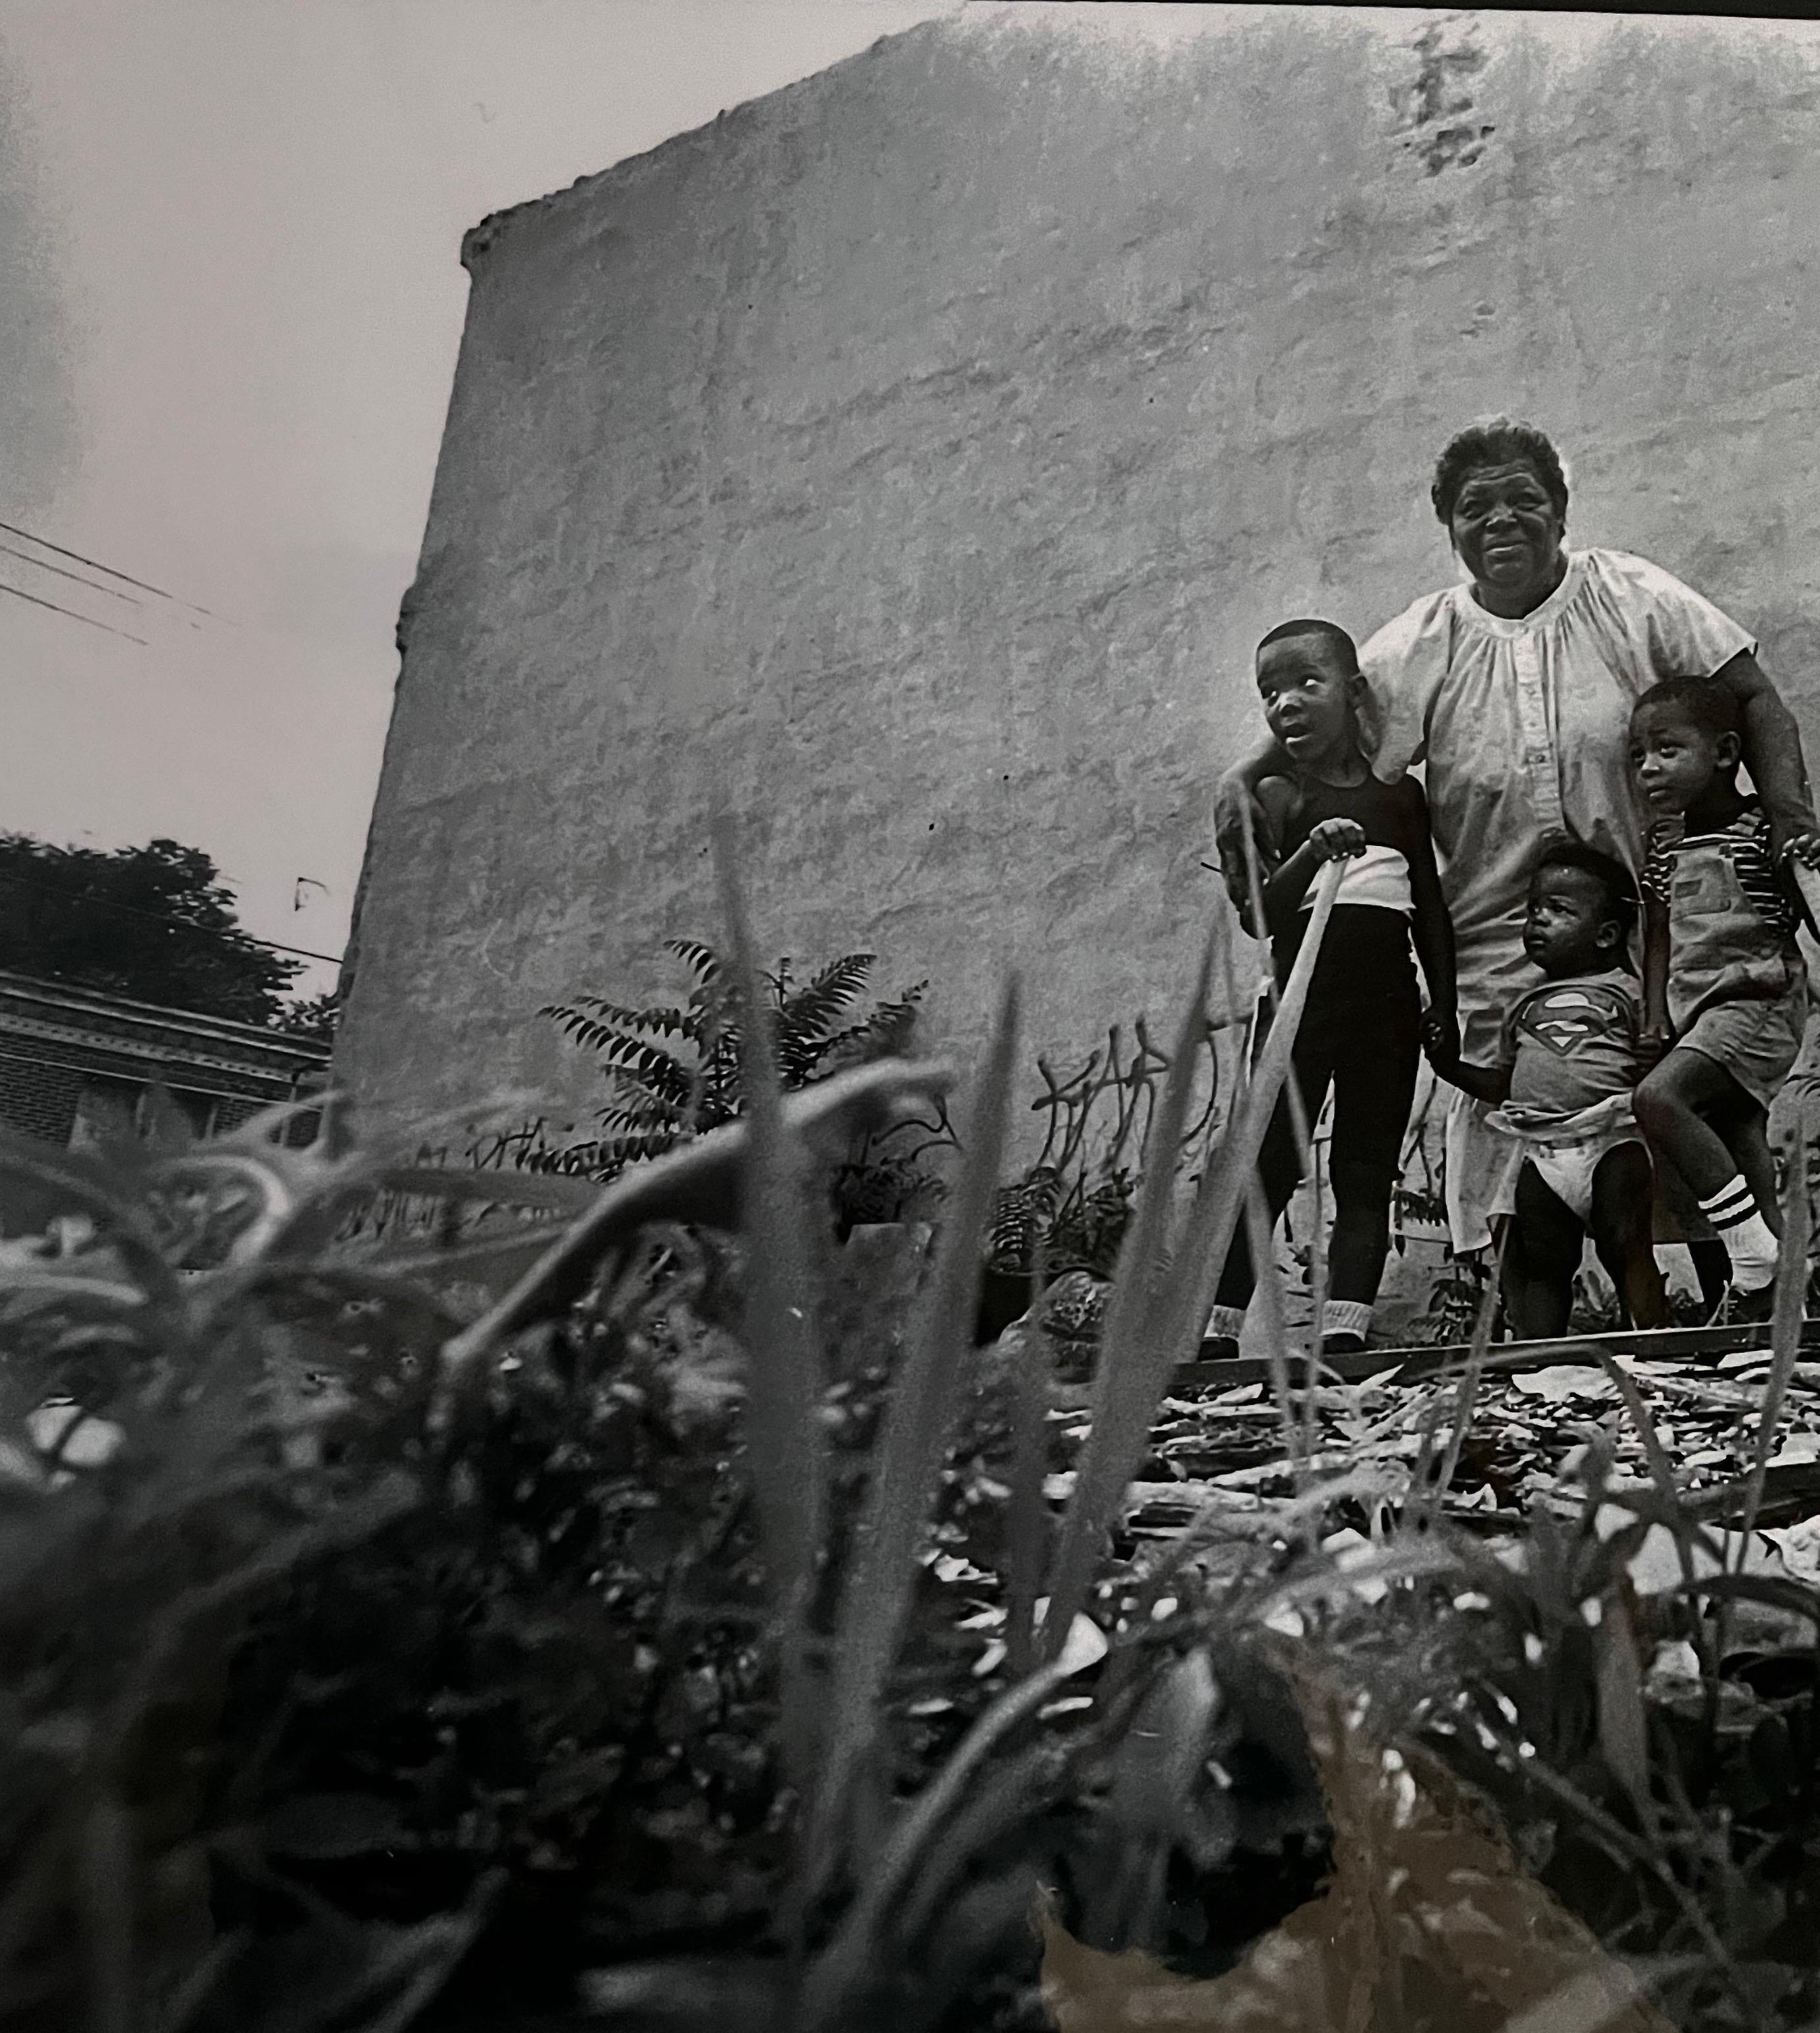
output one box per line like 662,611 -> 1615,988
1499,970 -> 1645,1125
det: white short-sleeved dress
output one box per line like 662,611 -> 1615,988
1357,548 -> 1755,1252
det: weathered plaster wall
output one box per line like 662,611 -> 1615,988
340,3 -> 1820,1145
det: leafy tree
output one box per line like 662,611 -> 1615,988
0,833 -> 301,1025
273,989 -> 340,1047
540,940 -> 928,1178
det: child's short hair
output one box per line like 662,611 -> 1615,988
1532,835 -> 1639,935
1256,618 -> 1359,672
1632,674 -> 1741,742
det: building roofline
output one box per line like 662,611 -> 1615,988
460,16 -> 948,272
0,970 -> 332,1066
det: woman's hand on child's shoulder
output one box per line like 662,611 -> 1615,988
1778,824 -> 1820,872
1307,817 -> 1367,862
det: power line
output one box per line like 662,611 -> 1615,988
0,517 -> 212,616
0,579 -> 149,646
0,870 -> 343,966
0,541 -> 142,607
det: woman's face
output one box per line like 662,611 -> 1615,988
1448,460 -> 1566,612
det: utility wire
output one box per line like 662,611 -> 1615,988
0,579 -> 149,646
0,517 -> 212,616
0,540 -> 142,606
0,870 -> 342,966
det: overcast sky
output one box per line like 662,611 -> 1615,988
0,0 -> 956,998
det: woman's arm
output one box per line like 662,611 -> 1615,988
1712,649 -> 1820,868
1232,774 -> 1296,936
1214,729 -> 1296,913
1258,838 -> 1329,937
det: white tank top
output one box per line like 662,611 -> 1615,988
1297,843 -> 1413,916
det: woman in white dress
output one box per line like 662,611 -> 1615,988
1216,417 -> 1820,1259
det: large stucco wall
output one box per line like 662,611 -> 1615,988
340,3 -> 1820,1145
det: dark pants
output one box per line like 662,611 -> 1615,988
1215,925 -> 1420,1313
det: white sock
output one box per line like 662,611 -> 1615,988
1698,1176 -> 1780,1293
1320,1299 -> 1373,1343
1207,1304 -> 1248,1341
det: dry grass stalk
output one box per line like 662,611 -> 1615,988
1736,1100 -> 1813,1556
1044,861 -> 1345,1654
714,824 -> 827,1820
811,978 -> 1021,1871
435,1056 -> 953,1392
1236,802 -> 1329,1474
1004,1238 -> 1052,1681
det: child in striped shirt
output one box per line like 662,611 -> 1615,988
1630,675 -> 1811,1319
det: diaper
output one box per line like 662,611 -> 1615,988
1485,1095 -> 1644,1226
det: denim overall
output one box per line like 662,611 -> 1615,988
1664,827 -> 1802,1036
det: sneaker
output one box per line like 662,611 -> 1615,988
1690,1288 -> 1728,1329
1321,1331 -> 1369,1358
1717,1281 -> 1779,1327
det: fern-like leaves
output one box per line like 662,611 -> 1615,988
541,943 -> 923,1182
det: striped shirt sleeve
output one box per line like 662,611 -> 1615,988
1641,828 -> 1676,909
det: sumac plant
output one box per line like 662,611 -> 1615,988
538,941 -> 930,1180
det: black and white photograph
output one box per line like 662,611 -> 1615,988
5,3 -> 1820,2026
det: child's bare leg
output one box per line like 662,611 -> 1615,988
1650,1149 -> 1734,1315
1689,1240 -> 1732,1315
1503,1161 -> 1583,1341
1719,1098 -> 1780,1238
1636,1049 -> 1780,1294
1588,1142 -> 1668,1329
1634,1049 -> 1755,1199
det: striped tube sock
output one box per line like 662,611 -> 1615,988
1207,1304 -> 1248,1342
1320,1300 -> 1374,1344
1698,1175 -> 1780,1293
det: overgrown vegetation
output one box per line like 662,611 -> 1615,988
539,941 -> 927,1172
8,860 -> 1820,2030
532,941 -> 944,1244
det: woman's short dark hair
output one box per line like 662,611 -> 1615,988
1431,419 -> 1570,526
1532,834 -> 1638,934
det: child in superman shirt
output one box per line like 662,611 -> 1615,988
1426,837 -> 1668,1337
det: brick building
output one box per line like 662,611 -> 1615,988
0,970 -> 331,1155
